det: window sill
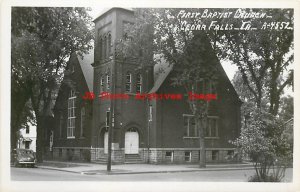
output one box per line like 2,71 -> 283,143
183,137 -> 219,139
205,137 -> 219,139
67,137 -> 75,139
183,137 -> 199,139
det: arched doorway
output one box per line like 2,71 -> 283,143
125,129 -> 139,154
98,127 -> 108,153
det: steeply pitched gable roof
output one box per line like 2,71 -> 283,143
149,53 -> 241,103
77,49 -> 94,92
149,55 -> 173,94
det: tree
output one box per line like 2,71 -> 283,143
211,9 -> 294,181
232,71 -> 293,181
278,96 -> 293,122
11,7 -> 94,162
210,9 -> 294,116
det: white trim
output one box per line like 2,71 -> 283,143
67,90 -> 76,138
106,74 -> 110,90
125,72 -> 132,92
136,73 -> 142,93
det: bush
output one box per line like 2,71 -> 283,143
249,174 -> 282,182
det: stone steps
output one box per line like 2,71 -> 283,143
125,154 -> 144,164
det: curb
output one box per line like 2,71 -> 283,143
83,167 -> 255,175
37,166 -> 81,174
37,165 -> 255,175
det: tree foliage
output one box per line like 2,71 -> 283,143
232,71 -> 293,182
210,9 -> 294,115
11,7 -> 94,161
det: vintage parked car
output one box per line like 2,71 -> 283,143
12,149 -> 36,167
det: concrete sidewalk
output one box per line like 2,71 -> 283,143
37,161 -> 255,175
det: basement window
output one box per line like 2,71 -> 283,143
212,150 -> 219,161
185,151 -> 191,162
165,151 -> 174,162
59,149 -> 62,157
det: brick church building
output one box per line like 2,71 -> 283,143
52,8 -> 242,164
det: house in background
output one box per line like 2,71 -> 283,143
51,8 -> 241,164
18,123 -> 36,152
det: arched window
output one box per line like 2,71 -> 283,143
67,90 -> 76,138
106,73 -> 110,90
209,80 -> 217,94
136,73 -> 142,93
103,36 -> 107,60
107,33 -> 111,58
125,73 -> 132,92
59,113 -> 63,138
100,75 -> 104,93
102,36 -> 106,60
99,37 -> 103,61
80,107 -> 85,137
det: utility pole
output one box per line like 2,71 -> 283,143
147,102 -> 152,163
107,53 -> 116,172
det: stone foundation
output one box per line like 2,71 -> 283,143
147,148 -> 239,164
52,147 -> 92,162
52,147 -> 239,164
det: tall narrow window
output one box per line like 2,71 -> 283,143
125,73 -> 132,92
99,37 -> 103,61
183,115 -> 198,137
100,75 -> 104,92
209,80 -> 217,94
26,126 -> 29,134
67,90 -> 76,138
106,110 -> 110,127
103,36 -> 107,60
80,107 -> 85,137
136,73 -> 142,93
149,105 -> 153,122
205,117 -> 219,138
106,73 -> 110,90
102,36 -> 106,60
107,33 -> 111,58
59,113 -> 63,138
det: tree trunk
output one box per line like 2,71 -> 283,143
198,117 -> 206,168
36,115 -> 45,163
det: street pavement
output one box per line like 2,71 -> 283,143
36,160 -> 256,175
10,161 -> 293,182
10,167 -> 293,181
